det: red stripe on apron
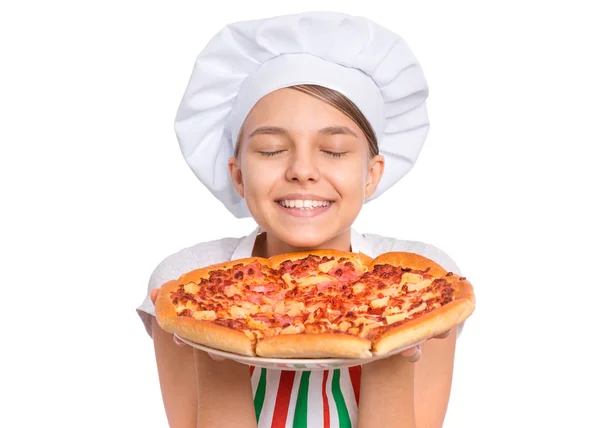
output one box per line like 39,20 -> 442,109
349,366 -> 361,405
249,366 -> 255,377
271,371 -> 296,428
322,371 -> 331,428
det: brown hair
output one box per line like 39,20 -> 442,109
234,84 -> 379,158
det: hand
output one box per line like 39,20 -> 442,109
398,330 -> 451,363
150,288 -> 224,360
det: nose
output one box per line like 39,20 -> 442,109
285,148 -> 320,183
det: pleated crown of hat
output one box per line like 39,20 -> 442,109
174,11 -> 429,218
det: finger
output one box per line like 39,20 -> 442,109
173,335 -> 188,347
208,353 -> 225,361
150,288 -> 159,304
400,345 -> 421,363
435,330 -> 451,339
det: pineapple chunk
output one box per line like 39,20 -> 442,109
360,322 -> 383,338
383,306 -> 401,316
274,301 -> 285,315
407,279 -> 433,292
281,325 -> 297,335
230,306 -> 250,319
185,300 -> 198,310
175,304 -> 186,313
352,283 -> 366,294
420,291 -> 437,300
385,313 -> 408,324
260,304 -> 272,314
369,296 -> 389,308
285,301 -> 305,317
247,317 -> 268,330
318,260 -> 338,273
183,282 -> 199,294
386,302 -> 427,324
281,273 -> 294,287
338,321 -> 351,332
378,288 -> 399,297
192,310 -> 217,321
298,275 -> 334,286
400,273 -> 423,286
223,285 -> 238,297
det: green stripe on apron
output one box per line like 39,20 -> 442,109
332,369 -> 352,428
254,368 -> 267,422
292,371 -> 311,428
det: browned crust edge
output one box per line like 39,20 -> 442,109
268,249 -> 372,272
256,333 -> 372,358
369,251 -> 449,277
155,279 -> 255,356
372,279 -> 476,355
157,317 -> 256,357
178,257 -> 271,284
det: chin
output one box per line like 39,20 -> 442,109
272,225 -> 337,249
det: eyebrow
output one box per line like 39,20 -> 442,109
248,125 -> 358,139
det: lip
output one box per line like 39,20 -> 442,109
275,193 -> 334,202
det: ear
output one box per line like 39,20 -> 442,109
228,155 -> 244,198
364,154 -> 385,200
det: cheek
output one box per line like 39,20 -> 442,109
329,161 -> 368,195
241,159 -> 281,196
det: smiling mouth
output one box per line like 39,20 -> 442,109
276,199 -> 334,210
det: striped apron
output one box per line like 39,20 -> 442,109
251,366 -> 362,428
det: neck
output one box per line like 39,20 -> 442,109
252,228 -> 352,258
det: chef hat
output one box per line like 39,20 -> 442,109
174,11 -> 429,218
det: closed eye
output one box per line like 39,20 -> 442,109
323,151 -> 347,158
259,150 -> 285,157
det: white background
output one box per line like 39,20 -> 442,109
1,1 -> 599,427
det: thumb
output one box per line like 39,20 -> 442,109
150,288 -> 159,305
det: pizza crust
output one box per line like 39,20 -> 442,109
177,257 -> 271,284
369,251 -> 448,277
154,249 -> 476,359
268,249 -> 372,272
155,279 -> 256,356
371,278 -> 475,355
256,333 -> 372,358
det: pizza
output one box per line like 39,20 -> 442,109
155,250 -> 475,359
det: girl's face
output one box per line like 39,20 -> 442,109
229,87 -> 384,254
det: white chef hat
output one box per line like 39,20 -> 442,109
174,11 -> 429,218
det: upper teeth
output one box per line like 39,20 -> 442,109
279,200 -> 331,209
